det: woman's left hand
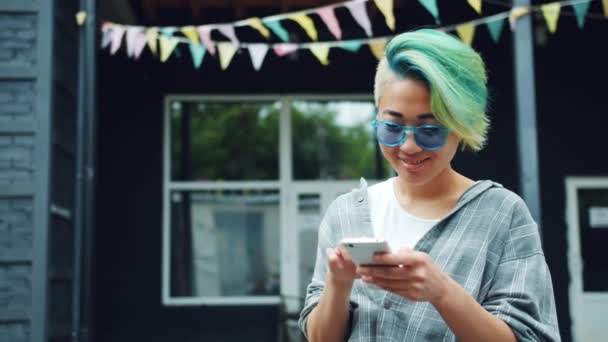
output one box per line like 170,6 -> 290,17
356,248 -> 451,304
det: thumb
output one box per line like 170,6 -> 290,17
326,247 -> 344,269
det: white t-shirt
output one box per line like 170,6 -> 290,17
368,178 -> 440,252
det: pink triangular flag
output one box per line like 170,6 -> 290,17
346,1 -> 372,36
110,26 -> 126,55
273,43 -> 298,56
197,26 -> 216,56
317,7 -> 342,40
217,25 -> 239,44
248,44 -> 269,71
132,31 -> 148,59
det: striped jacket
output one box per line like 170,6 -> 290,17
299,179 -> 560,341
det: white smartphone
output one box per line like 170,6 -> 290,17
340,237 -> 391,266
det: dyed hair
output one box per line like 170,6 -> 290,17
374,29 -> 489,151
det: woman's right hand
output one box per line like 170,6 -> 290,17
326,247 -> 358,286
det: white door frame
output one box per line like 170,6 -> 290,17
565,177 -> 608,342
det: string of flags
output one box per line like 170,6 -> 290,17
99,0 -> 608,71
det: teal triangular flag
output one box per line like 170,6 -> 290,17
263,20 -> 289,42
418,0 -> 440,24
189,42 -> 206,69
486,18 -> 505,43
572,1 -> 590,29
160,27 -> 176,37
340,41 -> 363,52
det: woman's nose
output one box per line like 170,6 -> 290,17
399,132 -> 423,153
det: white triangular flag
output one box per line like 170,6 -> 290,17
248,44 -> 269,71
110,25 -> 126,55
132,31 -> 148,59
217,25 -> 239,44
125,27 -> 142,57
346,2 -> 372,36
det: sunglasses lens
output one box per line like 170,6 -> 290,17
415,126 -> 448,150
376,122 -> 403,146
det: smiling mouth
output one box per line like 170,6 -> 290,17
401,157 -> 430,165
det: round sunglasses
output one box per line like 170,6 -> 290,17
371,120 -> 451,151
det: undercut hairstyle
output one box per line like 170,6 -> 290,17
374,29 -> 489,151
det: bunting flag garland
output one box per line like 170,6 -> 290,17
189,42 -> 206,69
318,7 -> 342,39
273,43 -> 298,56
418,0 -> 440,24
181,26 -> 200,44
132,32 -> 148,59
509,6 -> 530,30
572,1 -> 591,28
467,0 -> 482,15
246,17 -> 271,39
368,38 -> 387,60
217,25 -> 239,44
375,0 -> 396,31
310,43 -> 331,65
125,27 -> 140,57
159,35 -> 179,62
486,17 -> 505,43
264,20 -> 290,42
110,26 -> 126,55
541,2 -> 562,33
197,26 -> 216,56
340,41 -> 363,52
101,23 -> 112,48
456,23 -> 476,46
346,1 -> 373,37
160,27 -> 176,37
100,0 -> 607,71
289,13 -> 319,41
248,44 -> 269,70
146,27 -> 158,55
218,43 -> 237,70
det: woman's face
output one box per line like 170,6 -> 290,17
376,78 -> 460,186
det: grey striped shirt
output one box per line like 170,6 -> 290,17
299,179 -> 560,341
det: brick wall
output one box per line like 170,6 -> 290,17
0,4 -> 41,342
0,14 -> 37,67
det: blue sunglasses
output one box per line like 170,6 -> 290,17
371,120 -> 451,151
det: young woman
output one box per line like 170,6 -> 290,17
299,29 -> 560,342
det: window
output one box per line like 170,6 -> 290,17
291,100 -> 389,180
163,95 -> 384,306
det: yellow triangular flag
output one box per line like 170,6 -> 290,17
541,2 -> 561,33
76,11 -> 87,26
456,23 -> 476,46
289,13 -> 318,41
159,35 -> 179,62
310,44 -> 330,65
246,17 -> 270,39
374,0 -> 395,31
467,0 -> 482,14
369,39 -> 387,60
218,43 -> 237,70
181,26 -> 199,45
509,6 -> 530,30
146,27 -> 158,55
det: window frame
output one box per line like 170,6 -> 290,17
162,94 -> 374,306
